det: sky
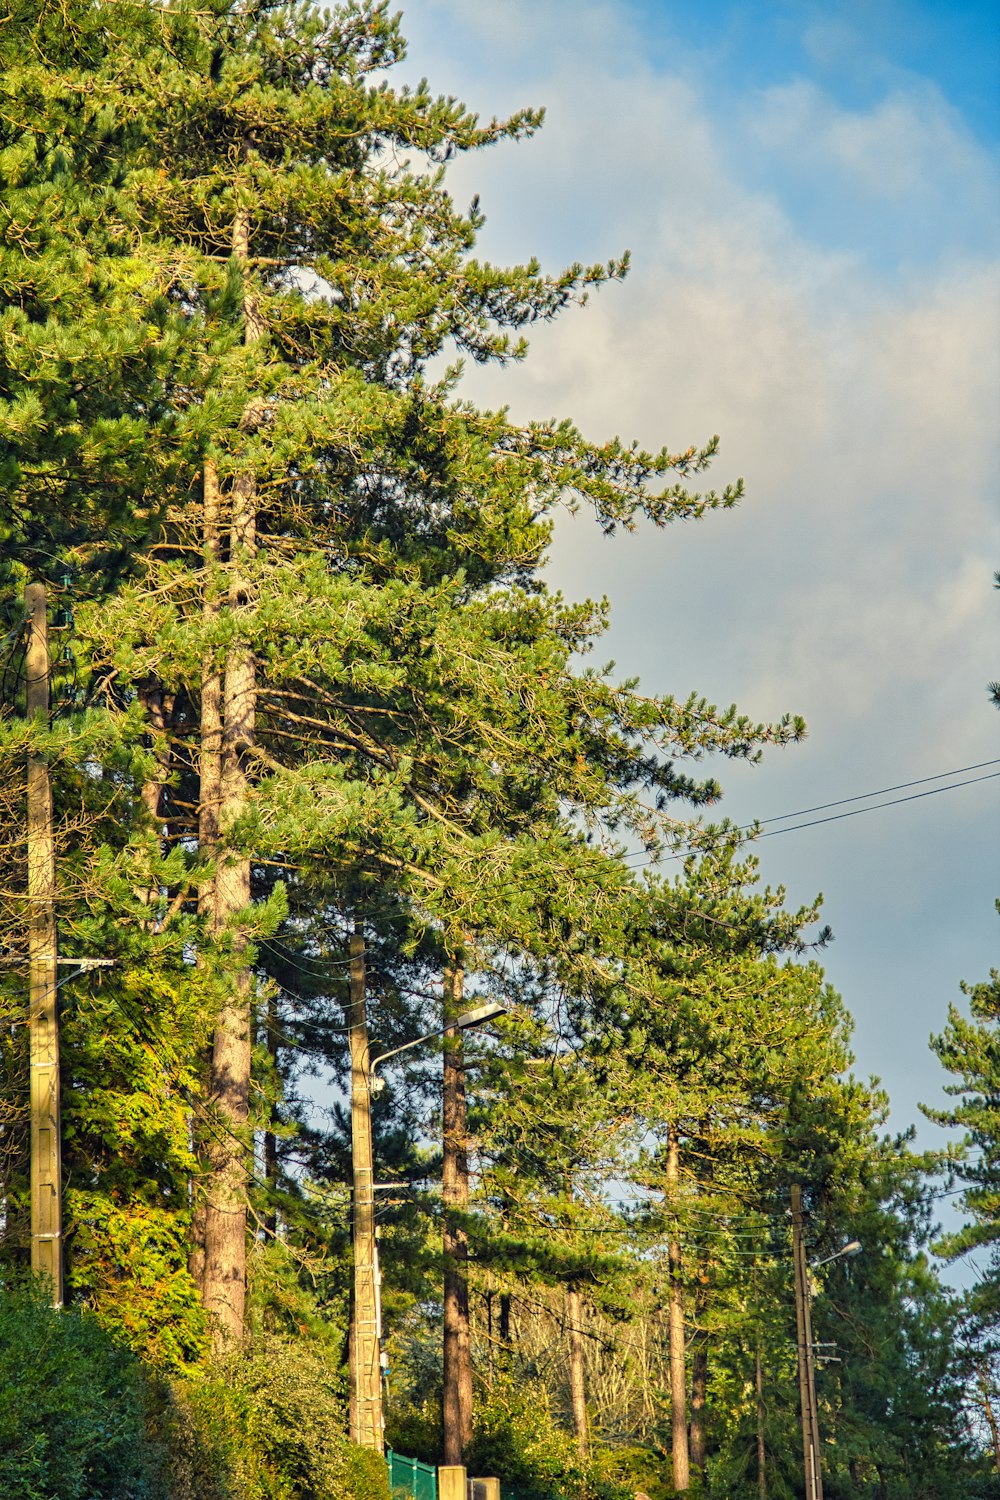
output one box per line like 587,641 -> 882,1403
391,0 -> 1000,1242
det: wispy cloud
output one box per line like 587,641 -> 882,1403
399,0 -> 1000,1137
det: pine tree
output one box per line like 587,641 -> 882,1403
926,943 -> 1000,1325
2,0 -> 801,1356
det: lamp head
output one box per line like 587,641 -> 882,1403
453,1002 -> 507,1030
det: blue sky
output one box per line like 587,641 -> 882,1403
394,0 -> 1000,1271
635,0 -> 1000,141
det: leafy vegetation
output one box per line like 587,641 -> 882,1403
0,0 -> 995,1496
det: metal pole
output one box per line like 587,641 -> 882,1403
25,582 -> 62,1308
791,1185 -> 823,1500
348,931 -> 383,1450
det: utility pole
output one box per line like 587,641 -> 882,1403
791,1185 -> 823,1500
666,1123 -> 690,1493
442,962 -> 473,1467
25,582 -> 61,1308
348,931 -> 383,1450
566,1283 -> 588,1459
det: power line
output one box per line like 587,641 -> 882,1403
755,757 -> 1000,827
628,764 -> 1000,868
756,771 -> 1000,840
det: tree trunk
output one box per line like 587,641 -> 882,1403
756,1341 -> 766,1500
689,1261 -> 708,1473
567,1283 -> 588,1459
190,460 -> 223,1295
978,1359 -> 1000,1471
442,962 -> 473,1465
200,205 -> 260,1351
485,1287 -> 494,1389
25,583 -> 62,1307
262,985 -> 279,1239
137,679 -> 175,825
666,1123 -> 689,1492
499,1291 -> 512,1367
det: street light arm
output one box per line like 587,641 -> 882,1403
54,959 -> 115,994
368,1003 -> 507,1092
810,1239 -> 862,1270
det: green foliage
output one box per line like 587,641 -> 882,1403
0,0 -> 990,1488
926,932 -> 1000,1323
156,1330 -> 371,1500
0,1278 -> 166,1500
341,1445 -> 392,1500
466,1379 -> 630,1500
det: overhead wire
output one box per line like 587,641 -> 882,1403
626,761 -> 1000,868
737,758 -> 999,829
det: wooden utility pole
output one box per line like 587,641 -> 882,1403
442,962 -> 473,1466
349,932 -> 383,1450
791,1185 -> 823,1500
25,582 -> 61,1307
666,1123 -> 689,1493
566,1284 -> 588,1459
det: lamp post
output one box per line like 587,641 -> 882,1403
791,1184 -> 861,1500
347,942 -> 504,1453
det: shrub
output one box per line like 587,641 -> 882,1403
162,1329 -> 369,1500
0,1278 -> 166,1499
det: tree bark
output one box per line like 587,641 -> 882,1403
567,1283 -> 588,1459
190,460 -> 223,1296
978,1359 -> 1000,1471
666,1123 -> 689,1492
499,1291 -> 512,1366
200,204 -> 260,1351
689,1261 -> 708,1473
25,583 -> 62,1307
442,962 -> 473,1465
262,985 -> 279,1239
136,679 -> 175,825
756,1341 -> 767,1500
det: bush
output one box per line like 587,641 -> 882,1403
0,1278 -> 166,1499
162,1329 -> 372,1500
0,1276 -> 381,1500
467,1379 -> 630,1500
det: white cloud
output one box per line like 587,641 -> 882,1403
399,0 -> 1000,1138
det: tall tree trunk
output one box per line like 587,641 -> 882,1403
499,1291 -> 512,1368
442,962 -> 473,1465
978,1359 -> 1000,1471
137,680 -> 175,826
201,204 -> 260,1350
756,1341 -> 767,1500
689,1261 -> 708,1473
666,1123 -> 689,1492
262,985 -> 279,1239
190,460 -> 223,1295
567,1283 -> 588,1459
485,1286 -> 494,1389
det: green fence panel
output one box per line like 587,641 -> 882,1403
387,1447 -> 438,1500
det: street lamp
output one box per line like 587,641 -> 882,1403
791,1184 -> 862,1500
811,1240 -> 862,1271
368,1003 -> 507,1094
346,936 -> 505,1455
